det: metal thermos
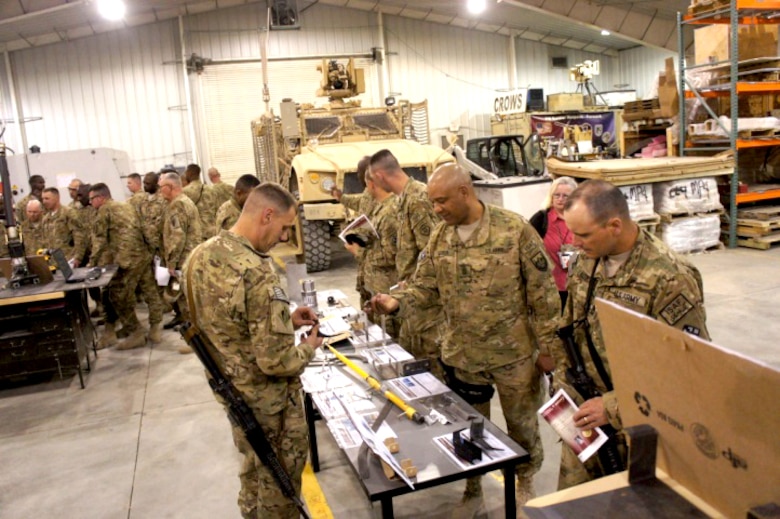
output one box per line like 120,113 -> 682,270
301,279 -> 318,310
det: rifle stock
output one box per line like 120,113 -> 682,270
556,325 -> 625,475
181,322 -> 310,519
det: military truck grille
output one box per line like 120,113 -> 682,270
353,113 -> 396,135
343,173 -> 362,195
252,117 -> 278,183
304,116 -> 341,139
403,166 -> 427,184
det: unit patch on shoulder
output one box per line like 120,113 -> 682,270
271,286 -> 289,303
682,324 -> 701,336
531,251 -> 548,271
419,223 -> 431,237
659,294 -> 693,325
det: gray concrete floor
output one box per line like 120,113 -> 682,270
0,241 -> 778,519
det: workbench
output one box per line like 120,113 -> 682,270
0,266 -> 116,388
301,290 -> 529,519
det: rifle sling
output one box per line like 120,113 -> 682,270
582,258 -> 614,393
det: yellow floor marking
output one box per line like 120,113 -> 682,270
302,462 -> 334,519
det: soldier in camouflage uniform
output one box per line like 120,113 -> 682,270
182,183 -> 322,519
15,175 -> 45,225
553,179 -> 709,489
41,187 -> 85,263
358,167 -> 401,337
88,183 -> 164,350
66,179 -> 83,209
73,184 -> 103,315
369,149 -> 444,379
159,172 -> 201,342
331,156 -> 375,307
371,165 -> 561,511
215,174 -> 261,234
126,173 -> 146,210
21,200 -> 47,256
207,167 -> 234,209
182,163 -> 218,241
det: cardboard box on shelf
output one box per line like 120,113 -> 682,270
694,24 -> 779,65
547,93 -> 584,112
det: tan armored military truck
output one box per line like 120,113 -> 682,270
251,58 -> 453,272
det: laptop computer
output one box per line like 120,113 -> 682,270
50,248 -> 101,283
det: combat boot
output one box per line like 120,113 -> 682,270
148,324 -> 162,344
178,344 -> 193,354
453,477 -> 484,519
97,323 -> 118,350
515,476 -> 536,506
116,328 -> 148,350
116,326 -> 132,339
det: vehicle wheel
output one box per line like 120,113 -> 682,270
299,207 -> 331,272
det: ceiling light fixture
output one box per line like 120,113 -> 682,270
467,0 -> 487,15
601,29 -> 610,36
97,0 -> 126,21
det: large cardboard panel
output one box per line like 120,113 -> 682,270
595,299 -> 780,518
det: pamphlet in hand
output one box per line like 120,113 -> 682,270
338,214 -> 379,247
538,388 -> 608,463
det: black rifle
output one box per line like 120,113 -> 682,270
556,324 -> 625,475
180,322 -> 310,519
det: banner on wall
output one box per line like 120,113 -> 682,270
493,88 -> 528,115
530,111 -> 616,150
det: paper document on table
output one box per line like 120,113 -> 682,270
385,373 -> 450,401
433,429 -> 516,470
537,388 -> 608,463
300,365 -> 356,393
311,388 -> 376,420
319,314 -> 352,337
339,396 -> 415,489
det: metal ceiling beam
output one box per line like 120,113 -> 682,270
0,0 -> 86,28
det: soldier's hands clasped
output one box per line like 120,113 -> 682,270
366,294 -> 400,315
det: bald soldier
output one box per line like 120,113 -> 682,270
215,174 -> 261,233
552,179 -> 709,489
21,199 -> 47,256
208,167 -> 234,209
370,164 -> 561,511
183,182 -> 323,519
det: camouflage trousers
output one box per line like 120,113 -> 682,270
105,263 -> 164,331
457,357 -> 543,480
558,430 -> 627,489
230,393 -> 308,519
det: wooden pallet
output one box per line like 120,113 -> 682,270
736,231 -> 780,250
737,128 -> 780,139
734,216 -> 780,237
688,0 -> 729,16
623,99 -> 672,122
737,205 -> 780,220
659,208 -> 725,223
681,242 -> 726,254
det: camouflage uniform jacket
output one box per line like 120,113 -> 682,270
163,193 -> 201,270
396,179 -> 438,281
42,206 -> 85,260
362,194 -> 399,295
71,205 -> 96,261
89,199 -> 149,269
182,230 -> 315,414
394,204 -> 561,373
211,182 -> 233,209
68,200 -> 83,210
552,229 -> 709,430
215,198 -> 241,234
21,220 -> 46,256
183,179 -> 217,241
0,219 -> 7,257
128,191 -> 146,212
139,193 -> 168,257
341,190 -> 376,218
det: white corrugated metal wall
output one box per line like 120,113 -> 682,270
7,22 -> 188,174
0,1 -> 675,180
617,46 -> 678,99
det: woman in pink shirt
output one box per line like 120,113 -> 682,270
529,176 -> 578,307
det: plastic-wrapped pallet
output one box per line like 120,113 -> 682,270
660,214 -> 721,253
653,177 -> 723,215
619,184 -> 655,220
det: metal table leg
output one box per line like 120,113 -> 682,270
381,497 -> 394,519
304,392 -> 320,472
503,464 -> 516,519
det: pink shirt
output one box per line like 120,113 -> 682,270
542,209 -> 573,291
